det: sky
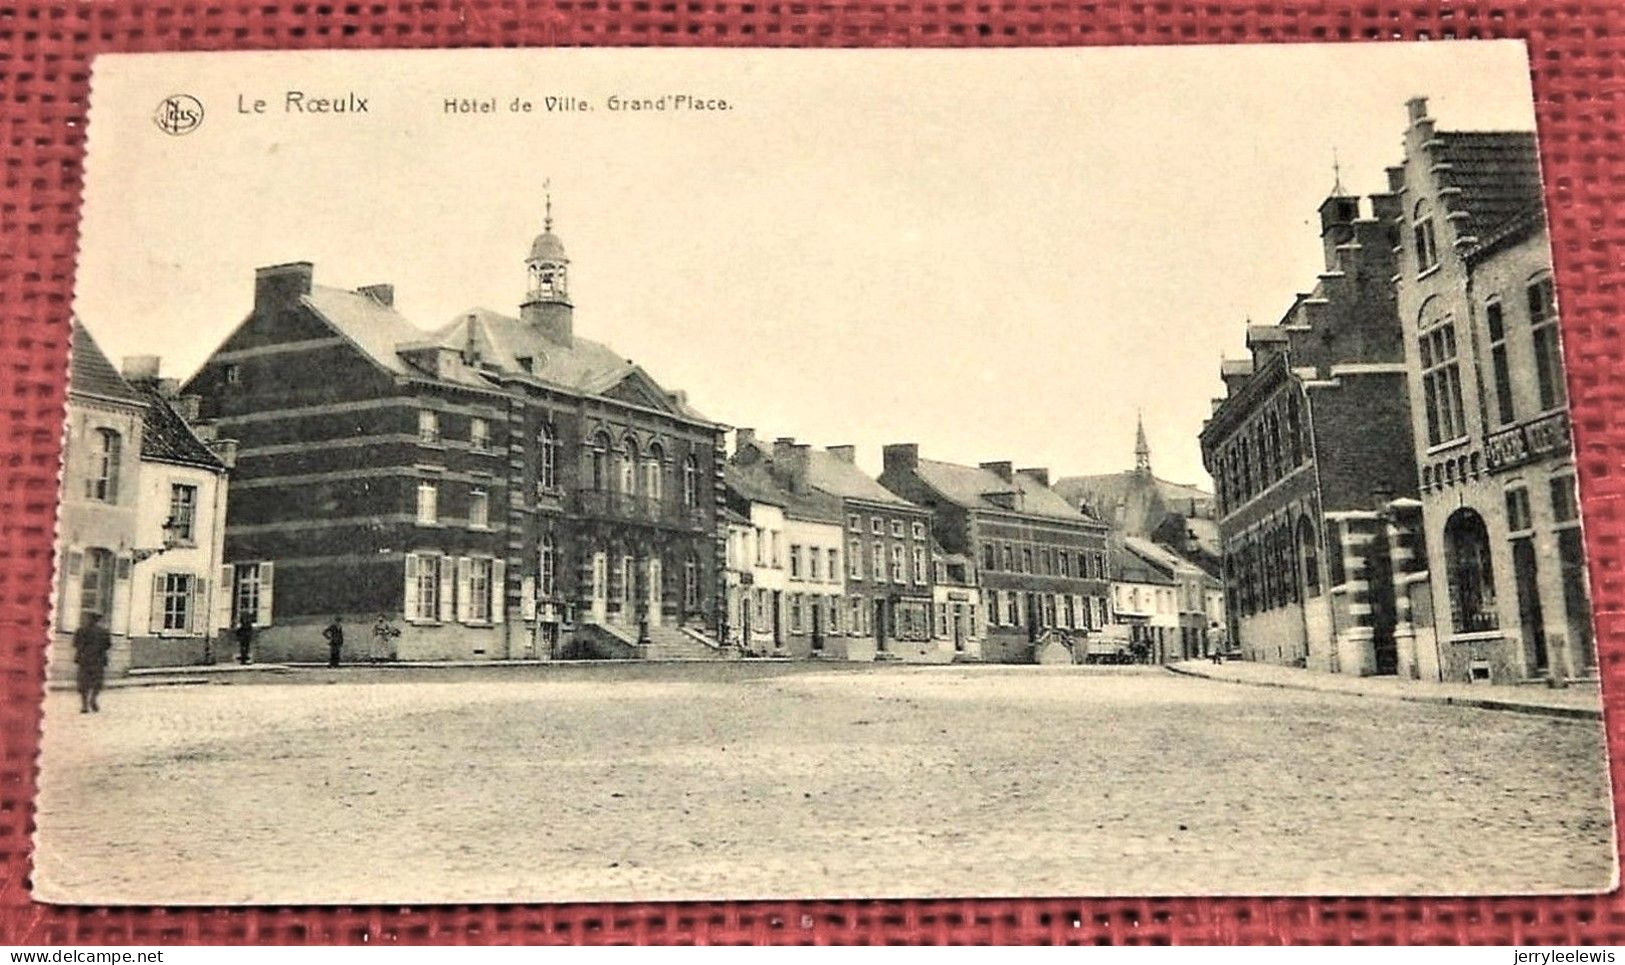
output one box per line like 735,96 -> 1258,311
76,43 -> 1540,488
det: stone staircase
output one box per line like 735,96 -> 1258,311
642,623 -> 730,661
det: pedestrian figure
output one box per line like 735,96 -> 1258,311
370,613 -> 400,662
235,613 -> 255,665
323,615 -> 345,668
72,611 -> 112,714
1210,646 -> 1223,665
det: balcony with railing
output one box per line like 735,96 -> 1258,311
573,488 -> 709,531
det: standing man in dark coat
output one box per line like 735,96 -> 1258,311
72,611 -> 112,714
235,612 -> 255,665
323,615 -> 345,668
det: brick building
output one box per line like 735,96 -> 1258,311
1199,182 -> 1420,676
1389,97 -> 1593,684
878,445 -> 1109,664
186,209 -> 727,662
736,435 -> 933,660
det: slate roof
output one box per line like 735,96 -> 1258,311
1111,541 -> 1174,586
299,284 -> 709,421
303,286 -> 448,379
432,308 -> 712,421
69,321 -> 143,404
131,381 -> 225,470
1052,471 -> 1213,536
911,458 -> 1089,521
1123,536 -> 1200,575
1053,472 -> 1212,513
1432,131 -> 1544,244
779,483 -> 844,525
432,307 -> 632,393
804,449 -> 917,507
723,461 -> 787,509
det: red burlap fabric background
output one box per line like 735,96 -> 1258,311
3,0 -> 1624,946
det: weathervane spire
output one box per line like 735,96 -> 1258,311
1331,147 -> 1345,195
544,178 -> 553,232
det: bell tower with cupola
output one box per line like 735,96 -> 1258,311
521,183 -> 573,346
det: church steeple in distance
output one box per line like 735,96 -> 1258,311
1135,410 -> 1152,474
521,179 -> 574,346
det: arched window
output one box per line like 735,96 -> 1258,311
88,428 -> 121,503
1299,516 -> 1321,598
1413,198 -> 1439,272
1444,508 -> 1499,633
539,534 -> 556,598
536,423 -> 558,491
619,436 -> 638,495
589,431 -> 611,491
80,547 -> 115,627
682,454 -> 699,508
644,442 -> 664,502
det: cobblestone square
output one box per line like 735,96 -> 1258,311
33,663 -> 1617,904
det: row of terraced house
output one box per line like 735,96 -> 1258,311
1199,97 -> 1595,686
54,202 -> 1226,670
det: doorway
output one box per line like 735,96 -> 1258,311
1512,536 -> 1547,672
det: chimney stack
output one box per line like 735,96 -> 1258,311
735,428 -> 756,453
883,443 -> 919,474
177,394 -> 203,422
828,445 -> 856,464
357,283 -> 394,307
787,444 -> 812,493
1019,467 -> 1050,487
979,461 -> 1013,482
208,438 -> 239,470
255,262 -> 314,314
1406,95 -> 1429,124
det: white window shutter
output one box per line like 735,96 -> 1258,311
107,556 -> 130,636
520,574 -> 536,621
437,557 -> 455,623
403,553 -> 420,622
491,559 -> 506,625
215,565 -> 234,631
190,577 -> 208,636
150,573 -> 165,634
257,562 -> 274,627
456,557 -> 473,623
58,550 -> 83,632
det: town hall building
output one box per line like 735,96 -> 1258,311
186,202 -> 728,662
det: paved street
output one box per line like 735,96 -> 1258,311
33,663 -> 1616,904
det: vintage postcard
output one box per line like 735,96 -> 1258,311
36,43 -> 1615,904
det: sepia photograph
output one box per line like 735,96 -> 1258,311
35,43 -> 1615,904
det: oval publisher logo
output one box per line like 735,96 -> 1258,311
153,94 -> 204,136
